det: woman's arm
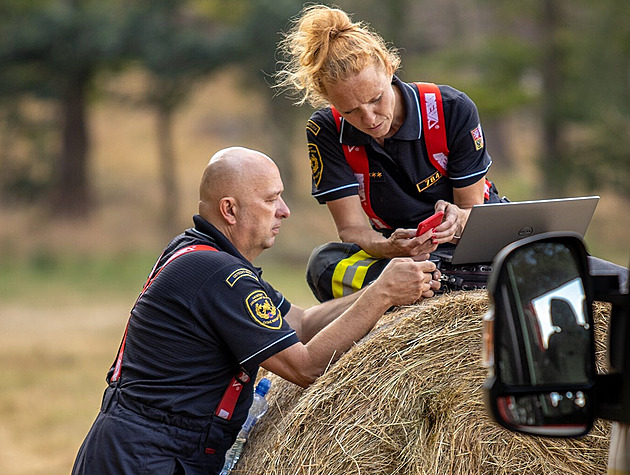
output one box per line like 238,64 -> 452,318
432,178 -> 486,243
327,195 -> 437,259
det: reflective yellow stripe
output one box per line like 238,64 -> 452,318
331,250 -> 380,299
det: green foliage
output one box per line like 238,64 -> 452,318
122,1 -> 239,111
0,1 -> 135,209
1,0 -> 629,208
558,0 -> 630,196
406,35 -> 538,117
0,1 -> 128,85
235,0 -> 305,84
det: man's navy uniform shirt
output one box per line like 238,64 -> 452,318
116,214 -> 298,426
306,76 -> 493,232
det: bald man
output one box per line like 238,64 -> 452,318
72,147 -> 440,475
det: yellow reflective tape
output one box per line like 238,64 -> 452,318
331,250 -> 381,299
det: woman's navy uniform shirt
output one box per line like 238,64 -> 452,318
306,76 -> 493,231
117,214 -> 298,424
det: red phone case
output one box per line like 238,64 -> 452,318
416,211 -> 444,237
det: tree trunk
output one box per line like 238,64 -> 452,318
540,0 -> 567,196
55,70 -> 91,216
267,95 -> 298,202
157,105 -> 180,236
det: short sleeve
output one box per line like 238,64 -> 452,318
441,86 -> 492,188
306,109 -> 360,203
194,264 -> 298,373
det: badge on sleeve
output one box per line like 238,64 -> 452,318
470,124 -> 484,151
245,290 -> 283,329
308,143 -> 323,186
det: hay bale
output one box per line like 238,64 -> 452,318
237,291 -> 611,474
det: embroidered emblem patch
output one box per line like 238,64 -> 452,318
246,290 -> 282,329
306,120 -> 321,136
416,171 -> 442,193
226,268 -> 258,287
308,143 -> 323,186
470,124 -> 484,151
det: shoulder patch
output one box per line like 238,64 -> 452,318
245,290 -> 283,329
226,268 -> 259,287
308,143 -> 323,186
470,123 -> 484,151
306,119 -> 321,136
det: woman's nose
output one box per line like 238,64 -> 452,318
361,107 -> 377,127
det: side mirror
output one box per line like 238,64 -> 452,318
483,232 -> 597,437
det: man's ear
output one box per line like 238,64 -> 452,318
219,197 -> 238,225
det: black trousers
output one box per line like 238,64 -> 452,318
72,386 -> 235,475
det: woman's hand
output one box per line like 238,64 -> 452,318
328,196 -> 440,259
385,227 -> 439,258
432,200 -> 469,244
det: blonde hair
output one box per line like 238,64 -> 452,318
274,4 -> 401,108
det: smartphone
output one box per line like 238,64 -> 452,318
415,211 -> 444,237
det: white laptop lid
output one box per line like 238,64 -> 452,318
445,196 -> 600,265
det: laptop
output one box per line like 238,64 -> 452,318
434,196 -> 600,265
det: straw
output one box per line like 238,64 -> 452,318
237,291 -> 611,474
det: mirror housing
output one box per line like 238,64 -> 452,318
483,232 -> 597,437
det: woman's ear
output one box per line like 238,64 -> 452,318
219,197 -> 238,225
386,62 -> 395,78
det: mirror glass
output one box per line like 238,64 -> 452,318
495,391 -> 590,436
497,241 -> 594,388
488,239 -> 596,437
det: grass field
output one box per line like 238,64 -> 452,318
1,69 -> 628,474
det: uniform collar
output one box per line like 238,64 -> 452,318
190,214 -> 256,270
336,75 -> 422,145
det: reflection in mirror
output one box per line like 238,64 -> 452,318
497,242 -> 594,388
496,391 -> 590,436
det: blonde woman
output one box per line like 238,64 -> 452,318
275,5 -> 503,301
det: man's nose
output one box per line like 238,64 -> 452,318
278,197 -> 290,218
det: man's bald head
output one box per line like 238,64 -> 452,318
197,146 -> 289,260
199,147 -> 274,204
198,146 -> 284,225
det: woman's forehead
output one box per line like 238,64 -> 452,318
326,65 -> 390,104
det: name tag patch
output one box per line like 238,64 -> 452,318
226,268 -> 258,287
416,171 -> 442,193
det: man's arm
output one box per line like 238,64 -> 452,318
284,288 -> 365,344
261,258 -> 437,387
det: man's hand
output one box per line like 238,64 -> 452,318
369,258 -> 438,307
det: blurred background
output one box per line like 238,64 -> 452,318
0,0 -> 628,473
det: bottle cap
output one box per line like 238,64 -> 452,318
255,378 -> 271,396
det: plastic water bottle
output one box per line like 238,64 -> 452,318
219,378 -> 271,474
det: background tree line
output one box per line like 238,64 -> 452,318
0,0 -> 628,232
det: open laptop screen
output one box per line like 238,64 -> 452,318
441,196 -> 599,265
